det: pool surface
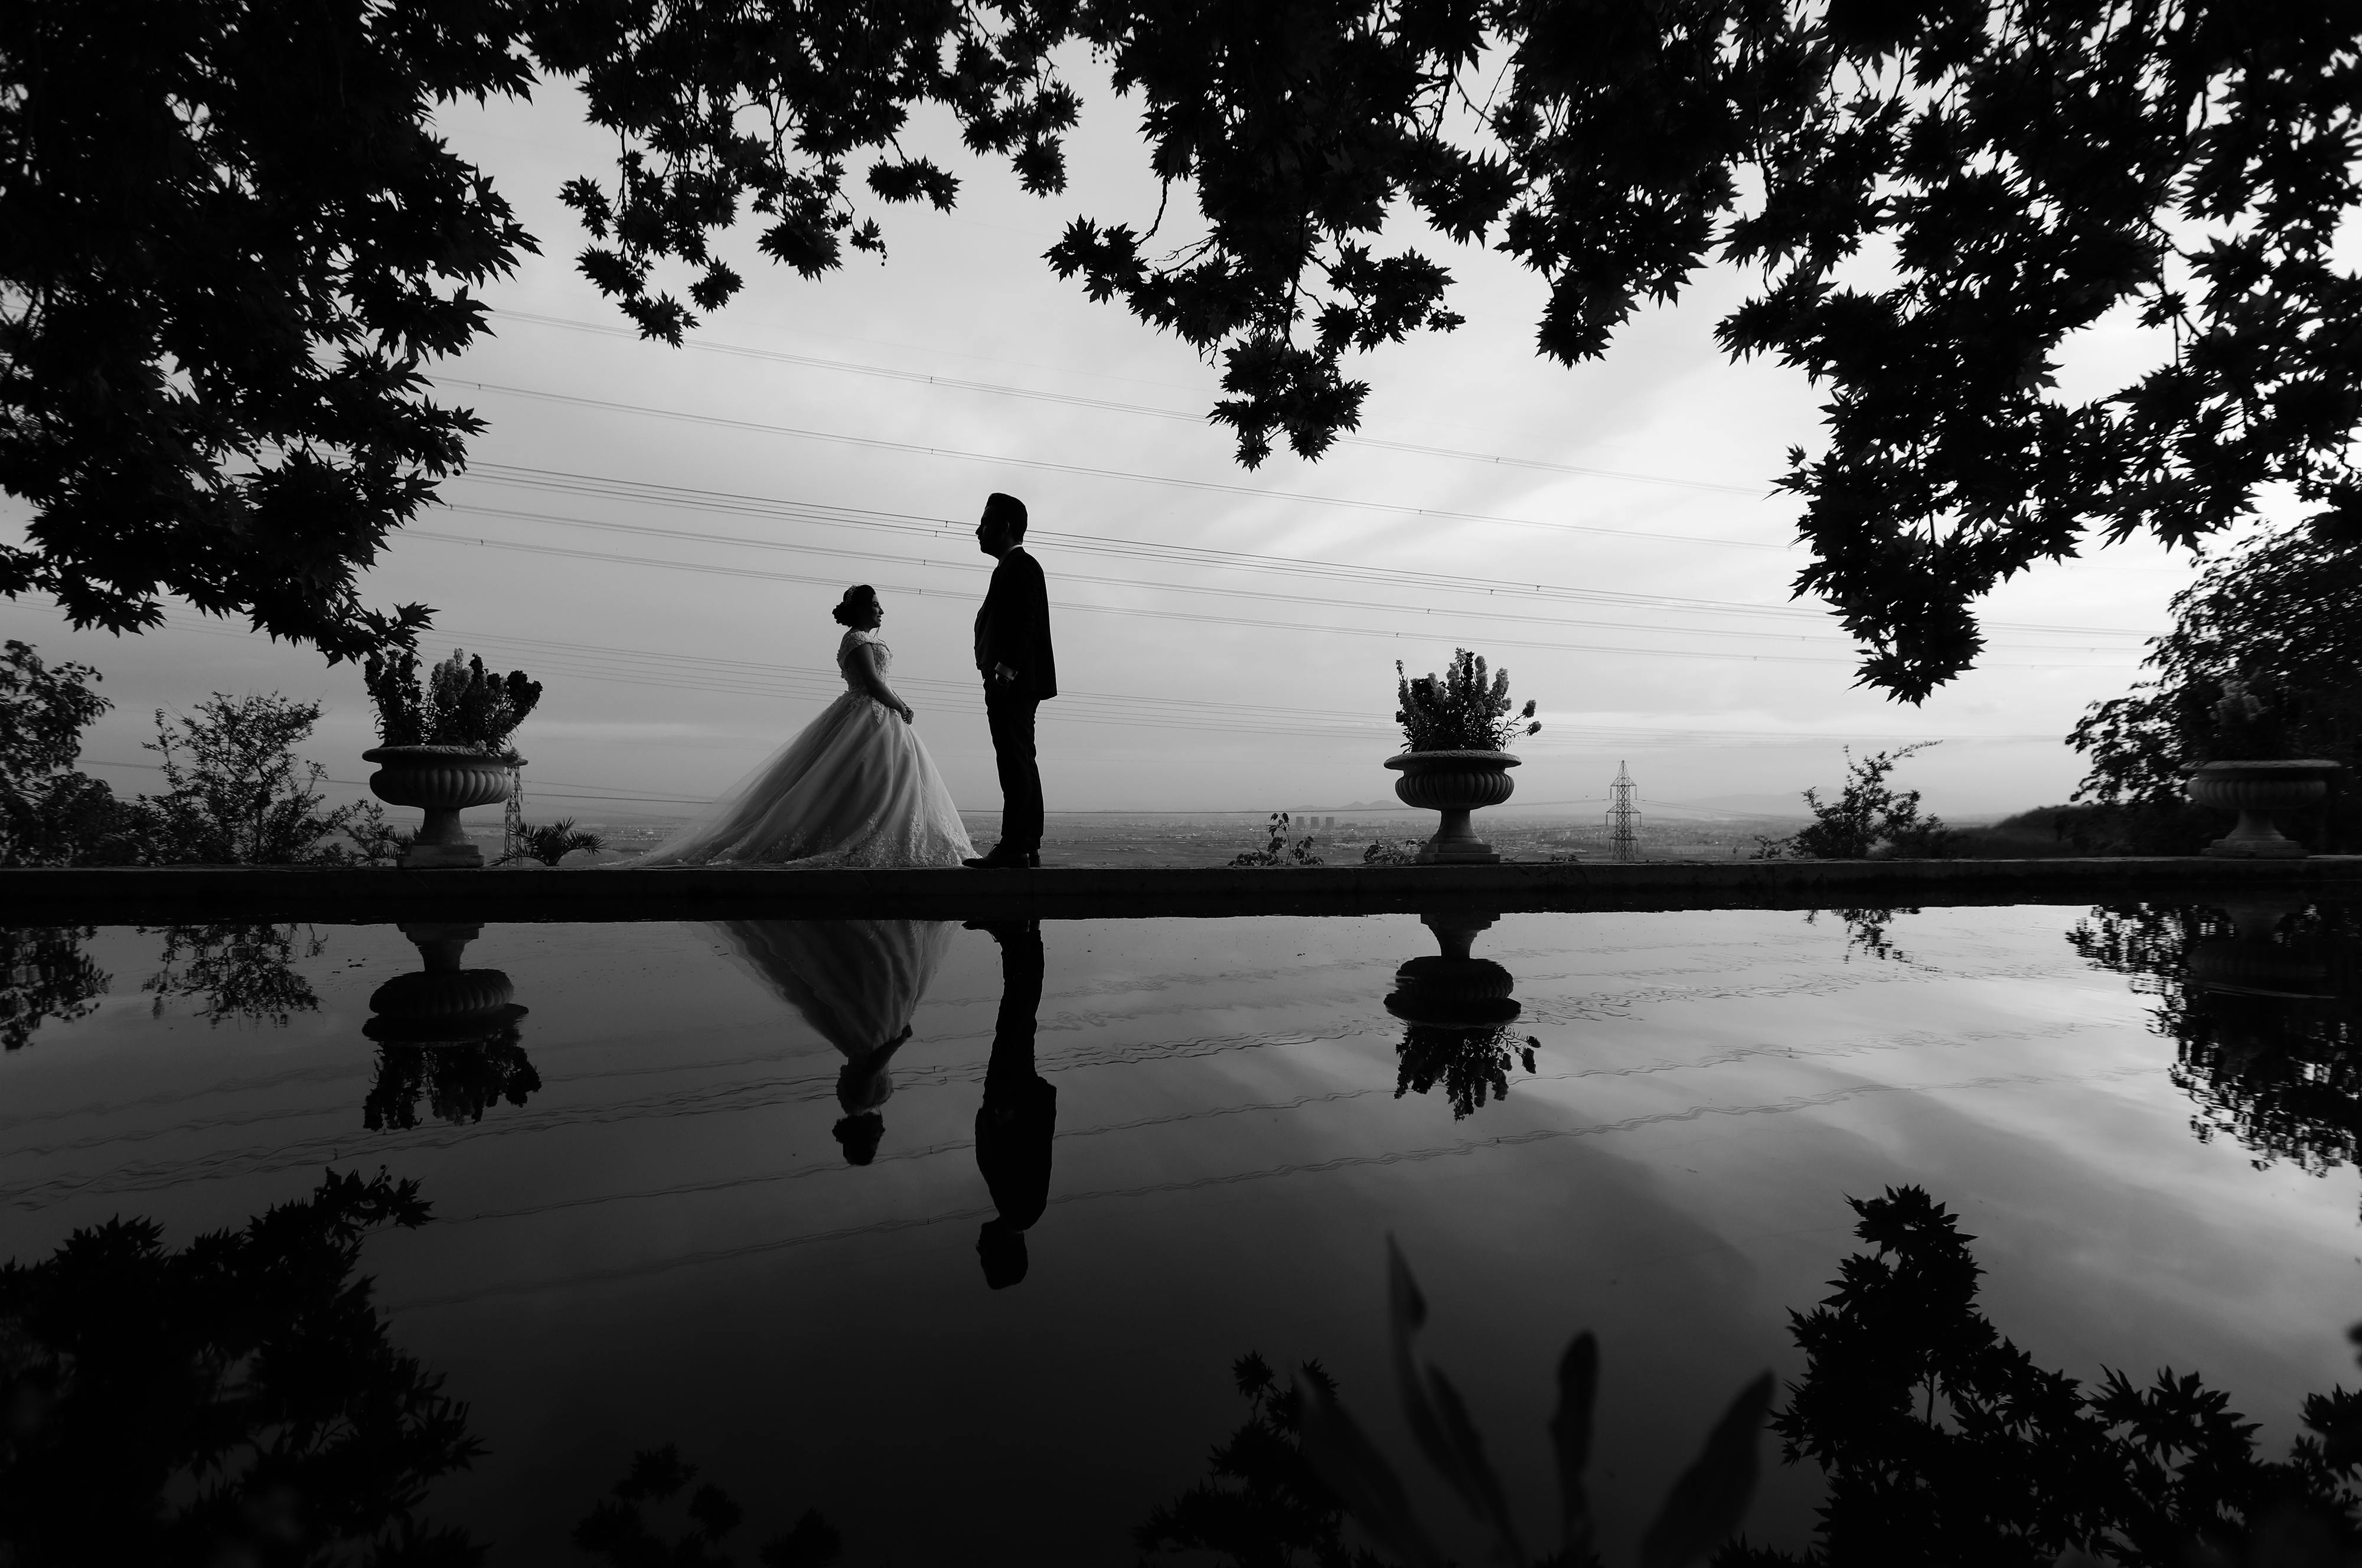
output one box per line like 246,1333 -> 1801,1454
4,901 -> 2357,1562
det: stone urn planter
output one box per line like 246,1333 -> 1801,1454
2184,760 -> 2341,858
1385,751 -> 1521,864
363,745 -> 520,868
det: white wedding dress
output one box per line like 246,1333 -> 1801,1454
630,629 -> 976,868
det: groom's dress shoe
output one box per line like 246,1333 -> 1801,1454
963,848 -> 1034,870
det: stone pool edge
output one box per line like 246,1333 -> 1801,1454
6,855 -> 2359,923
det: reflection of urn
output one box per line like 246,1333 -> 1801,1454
364,923 -> 527,1047
1386,913 -> 1522,1028
2185,760 -> 2341,858
363,746 -> 520,869
1385,914 -> 1535,1120
2188,900 -> 2334,1002
363,923 -> 537,1130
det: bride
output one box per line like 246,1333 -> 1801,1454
629,586 -> 977,868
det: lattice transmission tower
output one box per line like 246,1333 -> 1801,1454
1605,762 -> 1643,861
500,767 -> 524,863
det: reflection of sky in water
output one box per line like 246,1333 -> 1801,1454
3,907 -> 2357,1564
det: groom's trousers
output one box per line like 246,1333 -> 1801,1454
985,685 -> 1043,852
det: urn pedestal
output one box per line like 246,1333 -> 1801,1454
2184,760 -> 2340,858
363,746 -> 520,868
1384,752 -> 1521,865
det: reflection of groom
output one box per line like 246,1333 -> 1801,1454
965,492 -> 1055,870
971,919 -> 1053,1289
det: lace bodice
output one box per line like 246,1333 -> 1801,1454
837,629 -> 890,691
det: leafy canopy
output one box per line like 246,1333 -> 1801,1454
543,0 -> 2362,700
0,0 -> 536,661
10,2 -> 2362,697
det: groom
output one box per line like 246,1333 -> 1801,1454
965,491 -> 1055,870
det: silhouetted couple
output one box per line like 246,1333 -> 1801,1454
627,491 -> 1054,868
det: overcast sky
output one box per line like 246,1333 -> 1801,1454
5,60 -> 2251,824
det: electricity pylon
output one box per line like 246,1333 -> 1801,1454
1605,762 -> 1643,861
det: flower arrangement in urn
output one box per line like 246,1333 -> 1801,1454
1386,650 -> 1539,864
361,649 -> 543,868
2185,676 -> 2340,858
1395,650 -> 1540,752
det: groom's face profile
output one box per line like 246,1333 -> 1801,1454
977,494 -> 1024,558
976,511 -> 1010,558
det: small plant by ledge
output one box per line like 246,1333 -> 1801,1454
501,818 -> 606,867
364,648 -> 542,760
1232,811 -> 1324,867
1396,651 -> 1539,753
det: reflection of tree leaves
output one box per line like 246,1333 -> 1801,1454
141,922 -> 324,1025
1394,1026 -> 1536,1120
1805,906 -> 1920,963
2070,903 -> 2362,1205
0,1169 -> 481,1563
363,1032 -> 540,1130
574,1442 -> 842,1567
0,925 -> 108,1050
1137,1354 -> 1386,1567
1728,1185 -> 2362,1566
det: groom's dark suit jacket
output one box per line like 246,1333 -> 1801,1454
974,547 -> 1056,702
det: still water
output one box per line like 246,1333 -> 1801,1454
3,901 -> 2357,1562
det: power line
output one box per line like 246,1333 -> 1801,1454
406,528 -> 2139,671
429,376 -> 1799,554
442,473 -> 2153,643
440,502 -> 1907,649
488,306 -> 1772,496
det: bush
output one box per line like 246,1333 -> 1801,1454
2070,524 -> 2362,854
1947,803 -> 2113,859
0,641 -> 145,866
138,694 -> 368,865
1755,744 -> 1959,860
1394,650 -> 1539,753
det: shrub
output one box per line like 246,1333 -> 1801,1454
2070,524 -> 2361,854
364,646 -> 541,757
1755,744 -> 1959,860
0,641 -> 144,866
1394,651 -> 1538,753
138,695 -> 366,865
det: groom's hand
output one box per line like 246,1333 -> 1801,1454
994,662 -> 1017,684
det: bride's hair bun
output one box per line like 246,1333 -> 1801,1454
831,584 -> 879,626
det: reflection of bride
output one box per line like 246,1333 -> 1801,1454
710,919 -> 954,1164
628,586 -> 975,868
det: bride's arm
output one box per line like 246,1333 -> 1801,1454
846,641 -> 914,723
